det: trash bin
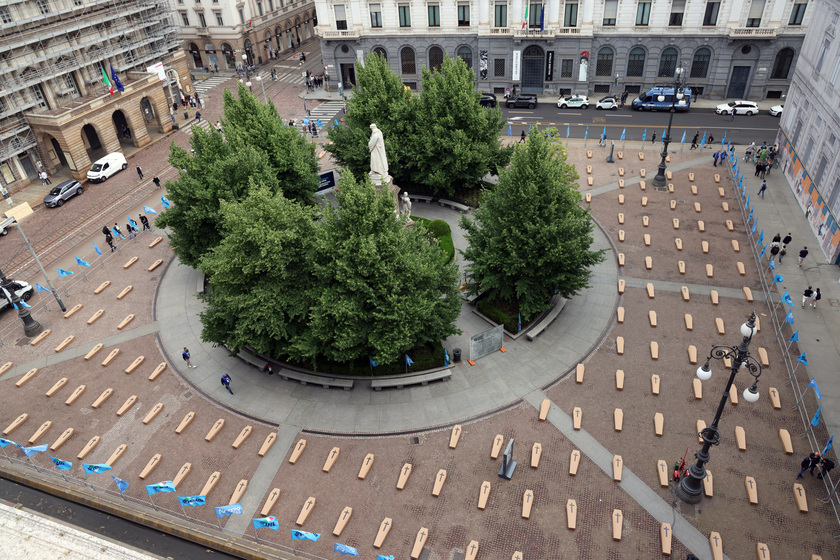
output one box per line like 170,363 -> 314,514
453,349 -> 461,363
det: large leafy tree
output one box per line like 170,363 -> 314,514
460,130 -> 606,319
305,175 -> 462,364
198,185 -> 319,357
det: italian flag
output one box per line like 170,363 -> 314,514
101,66 -> 114,95
522,2 -> 529,28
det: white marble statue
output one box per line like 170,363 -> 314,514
401,191 -> 412,216
368,123 -> 389,182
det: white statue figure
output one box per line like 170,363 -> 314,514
401,191 -> 412,216
368,123 -> 389,181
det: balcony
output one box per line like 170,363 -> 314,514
513,28 -> 554,38
728,27 -> 778,39
196,26 -> 211,37
317,28 -> 360,40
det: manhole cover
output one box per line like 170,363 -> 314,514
410,436 -> 420,445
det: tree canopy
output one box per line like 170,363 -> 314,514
460,130 -> 605,319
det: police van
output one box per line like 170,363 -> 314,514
632,87 -> 692,112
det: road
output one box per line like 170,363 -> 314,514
499,102 -> 781,146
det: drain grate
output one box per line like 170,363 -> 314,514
410,436 -> 420,445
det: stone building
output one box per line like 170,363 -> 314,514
314,0 -> 810,99
170,0 -> 317,71
0,0 -> 190,187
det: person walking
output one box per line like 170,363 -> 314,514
599,130 -> 607,147
182,347 -> 195,368
759,163 -> 768,180
102,225 -> 112,237
796,451 -> 821,479
691,131 -> 699,150
221,373 -> 233,395
713,151 -> 719,167
152,176 -> 161,189
112,223 -> 123,237
755,162 -> 762,177
811,288 -> 822,309
729,108 -> 736,122
778,246 -> 787,263
126,221 -> 137,240
772,233 -> 781,246
782,233 -> 792,249
139,214 -> 151,231
136,165 -> 144,180
770,244 -> 780,259
758,180 -> 767,198
798,246 -> 809,267
196,110 -> 202,122
818,457 -> 835,479
802,286 -> 814,308
651,131 -> 656,144
519,130 -> 526,143
105,232 -> 116,252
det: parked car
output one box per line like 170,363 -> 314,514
506,94 -> 538,109
715,100 -> 759,116
0,280 -> 34,312
769,104 -> 784,117
43,179 -> 83,208
479,92 -> 497,108
596,96 -> 619,110
87,152 -> 127,183
557,95 -> 590,109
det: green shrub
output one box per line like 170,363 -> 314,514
476,296 -> 530,333
427,219 -> 451,238
438,235 -> 455,263
411,217 -> 454,263
285,341 -> 445,376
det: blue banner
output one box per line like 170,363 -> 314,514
92,243 -> 102,256
20,444 -> 47,457
808,377 -> 822,399
143,205 -> 158,215
405,354 -> 414,366
112,475 -> 129,493
788,330 -> 798,342
58,268 -> 74,277
335,543 -> 359,556
178,495 -> 207,507
82,463 -> 112,474
811,405 -> 821,427
215,503 -> 243,518
290,529 -> 320,542
161,196 -> 171,208
253,516 -> 280,531
75,256 -> 90,268
0,438 -> 15,448
146,481 -> 177,495
50,456 -> 72,470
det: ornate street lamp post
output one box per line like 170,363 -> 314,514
678,312 -> 763,503
652,66 -> 687,188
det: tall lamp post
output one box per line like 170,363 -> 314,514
255,75 -> 266,103
678,311 -> 763,503
652,66 -> 687,188
241,53 -> 251,89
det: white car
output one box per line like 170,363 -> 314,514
769,104 -> 784,117
557,95 -> 590,109
715,100 -> 759,116
596,96 -> 619,110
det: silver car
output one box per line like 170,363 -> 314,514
43,179 -> 83,208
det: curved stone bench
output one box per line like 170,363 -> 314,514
409,194 -> 434,204
438,199 -> 471,213
371,368 -> 452,391
279,369 -> 354,390
526,297 -> 568,341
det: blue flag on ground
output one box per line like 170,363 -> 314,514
50,456 -> 72,470
620,127 -> 626,141
83,463 -> 112,474
769,258 -> 776,271
36,283 -> 50,293
178,495 -> 206,507
405,355 -> 414,366
785,310 -> 795,324
290,529 -> 320,542
824,436 -> 834,454
215,503 -> 243,518
798,353 -> 809,366
20,444 -> 47,457
335,543 -> 359,556
0,438 -> 15,448
93,242 -> 102,256
58,268 -> 73,277
369,356 -> 378,368
812,405 -> 821,427
112,475 -> 129,493
808,377 -> 822,399
642,128 -> 647,142
143,205 -> 158,215
128,216 -> 139,229
781,291 -> 793,306
146,481 -> 177,495
773,274 -> 784,283
789,330 -> 799,343
161,196 -> 171,208
75,256 -> 90,268
252,516 -> 280,531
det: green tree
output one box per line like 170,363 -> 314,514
305,175 -> 462,364
221,85 -> 320,204
460,130 -> 605,319
406,56 -> 509,195
198,185 -> 319,357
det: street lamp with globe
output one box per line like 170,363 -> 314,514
678,311 -> 763,503
652,66 -> 687,187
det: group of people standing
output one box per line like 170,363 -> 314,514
305,71 -> 325,92
101,216 -> 150,252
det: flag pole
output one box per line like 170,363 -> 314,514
83,471 -> 95,491
147,493 -> 157,511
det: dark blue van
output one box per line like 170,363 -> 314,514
632,87 -> 692,112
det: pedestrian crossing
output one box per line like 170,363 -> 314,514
193,75 -> 229,95
183,119 -> 212,136
302,101 -> 345,127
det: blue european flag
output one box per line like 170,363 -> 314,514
785,310 -> 794,324
811,405 -> 821,427
161,196 -> 171,208
788,330 -> 798,343
50,456 -> 72,470
75,255 -> 90,268
334,543 -> 359,556
93,242 -> 102,256
83,463 -> 112,474
773,274 -> 784,283
620,127 -> 626,141
405,354 -> 414,366
290,529 -> 320,542
36,283 -> 50,293
178,495 -> 206,507
808,377 -> 821,399
798,353 -> 809,366
20,444 -> 47,457
112,475 -> 129,493
58,268 -> 74,277
146,481 -> 177,495
215,503 -> 243,518
110,64 -> 125,93
252,516 -> 280,530
143,205 -> 158,215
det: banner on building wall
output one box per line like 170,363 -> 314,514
146,62 -> 166,82
512,51 -> 521,82
545,51 -> 554,81
777,127 -> 840,264
357,50 -> 365,67
479,50 -> 488,80
578,51 -> 589,82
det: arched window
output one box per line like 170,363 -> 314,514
771,48 -> 795,79
457,46 -> 472,69
373,47 -> 387,61
429,46 -> 444,72
627,47 -> 645,77
690,48 -> 711,78
400,46 -> 416,74
658,47 -> 678,77
596,47 -> 614,76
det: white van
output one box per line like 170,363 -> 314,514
87,152 -> 127,183
0,280 -> 34,312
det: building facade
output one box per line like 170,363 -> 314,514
170,0 -> 317,71
0,0 -> 189,187
777,0 -> 840,264
314,0 -> 810,99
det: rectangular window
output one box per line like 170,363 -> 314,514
830,56 -> 840,85
370,3 -> 382,27
746,0 -> 765,27
494,58 -> 505,77
178,0 -> 183,4
213,0 -> 219,3
561,58 -> 573,77
29,85 -> 47,109
238,8 -> 244,23
564,0 -> 578,27
180,11 -> 189,25
816,39 -> 830,72
268,0 -> 273,10
334,5 -> 347,29
529,3 -> 540,27
428,4 -> 440,26
494,2 -> 507,26
789,2 -> 807,25
257,2 -> 263,16
198,12 -> 206,26
703,2 -> 720,26
458,4 -> 470,26
215,11 -> 223,25
36,0 -> 50,14
669,0 -> 685,26
0,7 -> 12,23
603,0 -> 617,25
636,1 -> 651,26
399,4 -> 411,27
